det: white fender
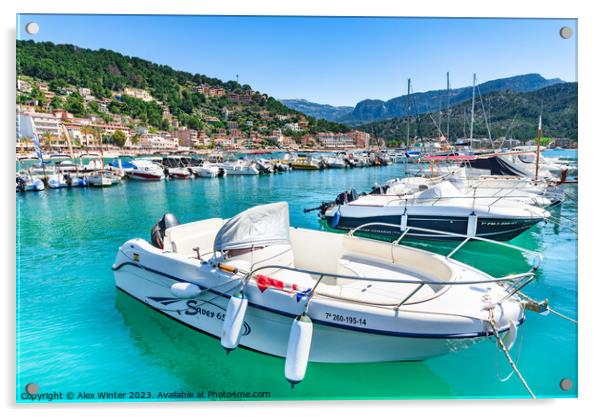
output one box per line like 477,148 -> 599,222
400,211 -> 408,232
170,282 -> 201,299
467,213 -> 478,237
221,293 -> 248,352
284,314 -> 313,386
502,320 -> 518,351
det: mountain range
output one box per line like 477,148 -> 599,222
359,82 -> 577,142
281,74 -> 565,125
279,99 -> 354,122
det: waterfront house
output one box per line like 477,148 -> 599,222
316,132 -> 355,149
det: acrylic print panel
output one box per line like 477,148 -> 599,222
16,14 -> 577,402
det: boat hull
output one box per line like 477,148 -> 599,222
190,167 -> 219,178
89,176 -> 113,187
291,164 -> 320,170
114,263 -> 483,363
168,173 -> 191,180
323,212 -> 542,241
127,172 -> 164,181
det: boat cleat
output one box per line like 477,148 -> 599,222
524,298 -> 549,315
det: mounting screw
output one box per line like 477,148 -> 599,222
559,378 -> 573,391
25,382 -> 39,395
559,26 -> 573,39
25,22 -> 39,35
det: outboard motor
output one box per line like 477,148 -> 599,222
150,213 -> 180,249
334,189 -> 358,205
369,184 -> 390,195
16,176 -> 26,192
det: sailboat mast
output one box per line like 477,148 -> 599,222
446,71 -> 451,140
535,114 -> 542,180
406,78 -> 411,150
98,128 -> 105,170
469,73 -> 476,146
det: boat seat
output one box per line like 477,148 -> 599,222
334,256 -> 442,305
165,218 -> 224,258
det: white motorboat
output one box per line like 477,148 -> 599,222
166,167 -> 192,180
55,159 -> 82,173
84,158 -> 104,171
113,202 -> 549,385
16,175 -> 45,192
127,159 -> 165,181
220,160 -> 260,175
320,181 -> 550,241
190,163 -> 223,178
254,159 -> 275,174
47,173 -> 69,189
160,156 -> 192,180
324,156 -> 347,169
89,170 -> 122,187
88,175 -> 112,187
273,161 -> 291,172
463,154 -> 558,180
513,152 -> 577,176
65,174 -> 87,187
385,174 -> 556,208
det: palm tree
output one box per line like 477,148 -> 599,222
41,131 -> 52,150
94,127 -> 103,154
80,126 -> 94,150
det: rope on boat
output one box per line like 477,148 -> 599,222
145,279 -> 244,313
548,307 -> 578,324
495,318 -> 525,383
562,190 -> 578,201
487,309 -> 536,399
546,215 -> 578,234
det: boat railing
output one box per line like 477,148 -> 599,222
240,223 -> 541,308
348,222 -> 542,265
344,222 -> 542,305
380,193 -> 546,208
246,264 -> 535,309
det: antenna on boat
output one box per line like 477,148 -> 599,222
406,78 -> 411,151
405,78 -> 411,175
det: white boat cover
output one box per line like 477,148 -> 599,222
213,202 -> 290,252
416,181 -> 464,200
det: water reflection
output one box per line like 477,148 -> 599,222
115,290 -> 451,400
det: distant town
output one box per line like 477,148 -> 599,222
16,78 -> 372,156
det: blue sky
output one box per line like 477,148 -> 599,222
17,15 -> 577,106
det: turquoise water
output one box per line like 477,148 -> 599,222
16,152 -> 577,401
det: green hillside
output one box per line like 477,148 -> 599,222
16,40 -> 349,138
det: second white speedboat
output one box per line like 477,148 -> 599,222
321,181 -> 550,241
